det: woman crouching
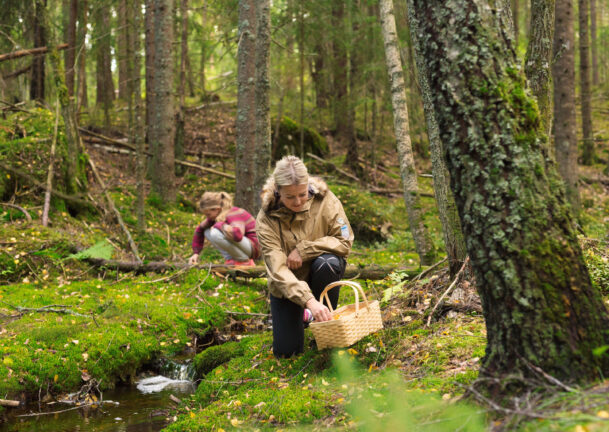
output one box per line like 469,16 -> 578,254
256,156 -> 354,357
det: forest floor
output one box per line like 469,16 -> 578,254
1,99 -> 609,431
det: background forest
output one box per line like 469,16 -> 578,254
1,0 -> 609,431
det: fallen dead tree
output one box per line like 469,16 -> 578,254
82,258 -> 422,281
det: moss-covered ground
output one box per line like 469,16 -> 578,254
1,102 -> 609,431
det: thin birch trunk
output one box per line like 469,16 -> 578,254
42,100 -> 60,227
379,0 -> 436,266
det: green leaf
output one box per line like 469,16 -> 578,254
68,240 -> 114,260
593,345 -> 609,357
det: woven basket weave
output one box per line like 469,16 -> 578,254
310,280 -> 383,349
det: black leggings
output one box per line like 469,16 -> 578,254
270,253 -> 346,358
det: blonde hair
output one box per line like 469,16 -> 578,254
268,155 -> 309,190
198,191 -> 233,221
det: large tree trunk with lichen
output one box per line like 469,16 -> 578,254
409,0 -> 609,387
150,0 -> 175,203
406,1 -> 466,276
553,0 -> 580,210
379,0 -> 436,266
525,0 -> 554,138
253,0 -> 271,214
579,0 -> 594,165
234,0 -> 257,213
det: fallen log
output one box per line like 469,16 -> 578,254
82,258 -> 422,281
0,399 -> 19,407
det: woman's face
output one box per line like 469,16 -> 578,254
203,207 -> 221,220
279,184 -> 309,212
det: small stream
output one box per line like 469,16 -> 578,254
0,360 -> 196,432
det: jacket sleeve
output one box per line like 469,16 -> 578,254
257,214 -> 314,307
295,191 -> 354,261
192,218 -> 212,254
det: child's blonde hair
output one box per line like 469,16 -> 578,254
198,191 -> 233,221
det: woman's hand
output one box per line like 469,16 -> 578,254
305,298 -> 332,322
287,249 -> 303,270
188,253 -> 199,265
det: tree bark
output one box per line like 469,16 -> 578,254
64,0 -> 77,97
150,0 -> 176,203
379,0 -> 436,266
175,0 -> 189,177
76,0 -> 89,110
409,0 -> 609,388
94,6 -> 114,128
553,0 -> 580,210
590,0 -> 598,85
579,0 -> 594,165
406,1 -> 467,276
234,0 -> 257,213
131,0 -> 146,232
145,0 -> 156,144
525,0 -> 555,138
30,0 -> 47,102
253,0 -> 271,214
117,0 -> 131,100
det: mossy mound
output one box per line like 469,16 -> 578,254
193,341 -> 245,376
0,107 -> 88,213
271,116 -> 328,161
331,184 -> 390,244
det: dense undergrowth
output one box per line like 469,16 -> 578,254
1,102 -> 609,431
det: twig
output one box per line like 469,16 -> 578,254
426,256 -> 469,326
522,358 -> 578,393
42,99 -> 60,227
411,257 -> 447,283
137,267 -> 189,284
224,310 -> 270,317
1,301 -> 93,319
186,263 -> 213,296
306,152 -> 361,183
86,156 -> 141,262
0,202 -> 32,222
16,400 -> 118,418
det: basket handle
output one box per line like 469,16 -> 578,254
319,280 -> 369,315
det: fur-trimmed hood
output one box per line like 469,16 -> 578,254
260,176 -> 329,213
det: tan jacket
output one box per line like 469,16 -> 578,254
256,177 -> 354,307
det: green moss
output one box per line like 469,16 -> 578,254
193,341 -> 245,376
271,116 -> 328,160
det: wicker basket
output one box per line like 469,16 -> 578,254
309,280 -> 383,349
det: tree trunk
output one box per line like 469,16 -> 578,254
512,0 -> 519,47
131,0 -> 146,232
553,0 -> 580,210
175,0 -> 188,177
406,1 -> 466,276
332,3 -> 350,148
590,0 -> 598,85
117,0 -> 131,100
379,0 -> 436,267
145,0 -> 155,146
579,0 -> 594,165
150,0 -> 176,203
234,0 -> 257,213
94,6 -> 114,128
30,0 -> 47,102
42,5 -> 87,214
76,0 -> 89,110
64,0 -> 77,97
525,0 -> 555,138
409,0 -> 609,388
253,0 -> 271,214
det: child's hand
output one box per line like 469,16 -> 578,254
287,248 -> 302,270
188,254 -> 199,265
222,224 -> 234,238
